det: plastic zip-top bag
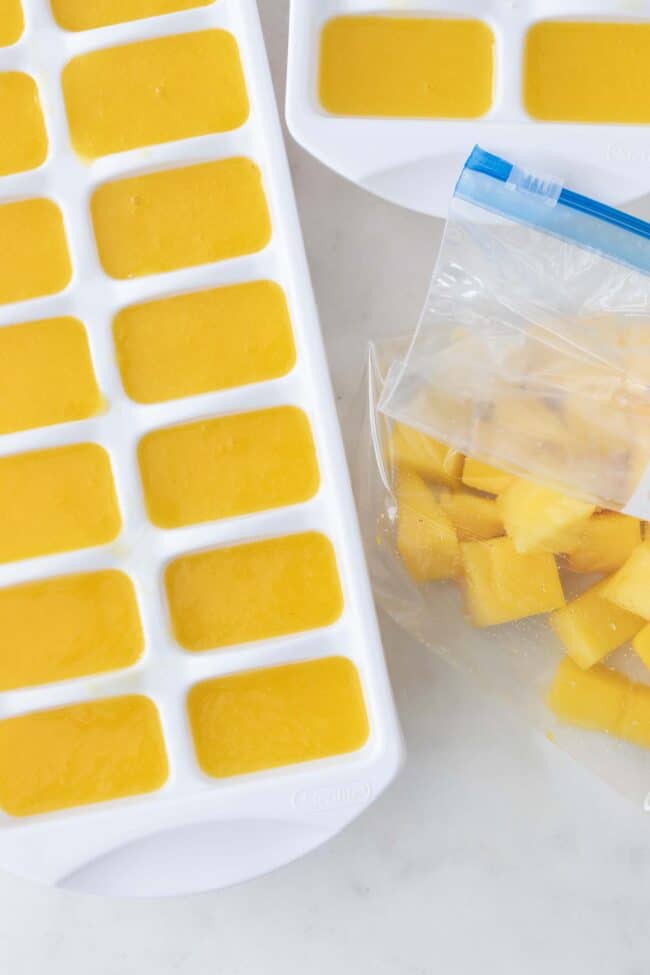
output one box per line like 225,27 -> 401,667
357,149 -> 650,806
381,146 -> 650,519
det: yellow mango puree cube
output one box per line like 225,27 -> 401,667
498,478 -> 595,554
567,512 -> 642,574
0,73 -> 48,177
63,31 -> 249,160
0,0 -> 23,47
602,542 -> 650,620
461,457 -> 513,495
51,0 -> 214,32
439,490 -> 504,541
0,695 -> 168,816
396,471 -> 459,583
633,625 -> 650,669
547,657 -> 626,735
188,657 -> 369,778
549,581 -> 645,669
390,422 -> 463,489
460,536 -> 564,627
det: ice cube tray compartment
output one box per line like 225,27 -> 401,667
287,0 -> 650,216
0,0 -> 402,895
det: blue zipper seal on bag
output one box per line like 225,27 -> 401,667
454,146 -> 650,274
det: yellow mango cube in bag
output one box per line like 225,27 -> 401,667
601,542 -> 650,619
460,535 -> 564,627
549,581 -> 645,669
461,457 -> 513,495
633,626 -> 650,669
566,512 -> 642,574
396,470 -> 459,583
620,683 -> 650,749
390,422 -> 463,489
548,657 -> 650,749
439,490 -> 504,541
498,478 -> 595,554
547,657 -> 626,735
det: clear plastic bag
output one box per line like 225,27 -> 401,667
356,339 -> 650,806
355,150 -> 650,805
381,147 -> 650,518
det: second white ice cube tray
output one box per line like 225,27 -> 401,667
286,1 -> 650,217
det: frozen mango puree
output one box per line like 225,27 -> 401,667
91,158 -> 270,279
0,317 -> 100,435
319,15 -> 494,118
0,570 -> 143,691
63,30 -> 248,160
0,0 -> 23,46
166,532 -> 343,652
114,281 -> 295,404
524,21 -> 650,123
188,657 -> 369,778
0,73 -> 47,176
0,199 -> 71,306
138,406 -> 319,528
0,443 -> 121,564
51,0 -> 214,31
0,696 -> 168,816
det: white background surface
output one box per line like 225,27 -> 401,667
3,3 -> 650,972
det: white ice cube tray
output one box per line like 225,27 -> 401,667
286,0 -> 650,217
0,0 -> 402,896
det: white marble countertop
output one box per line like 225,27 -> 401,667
3,4 -> 650,973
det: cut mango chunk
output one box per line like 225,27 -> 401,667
188,657 -> 369,778
633,625 -> 650,669
0,443 -> 121,564
620,683 -> 650,749
549,581 -> 645,670
0,317 -> 101,435
114,281 -> 295,404
439,490 -> 503,541
498,478 -> 595,554
567,512 -> 642,574
547,657 -> 626,735
0,570 -> 143,691
461,536 -> 564,627
0,696 -> 168,816
0,73 -> 48,176
138,407 -> 319,528
51,0 -> 213,31
390,422 -> 463,488
0,199 -> 71,306
63,31 -> 248,160
601,543 -> 650,620
396,470 -> 459,582
0,0 -> 23,46
91,158 -> 271,279
461,457 -> 513,495
166,532 -> 343,652
548,656 -> 650,750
